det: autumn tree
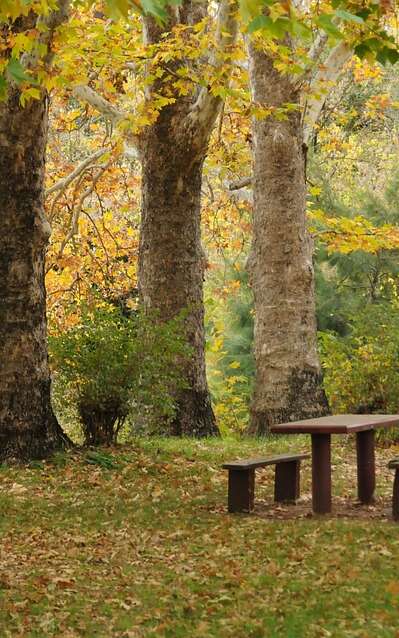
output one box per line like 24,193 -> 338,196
0,1 -> 72,461
67,1 -> 238,436
0,0 -> 169,458
137,1 -> 238,436
242,1 -> 396,433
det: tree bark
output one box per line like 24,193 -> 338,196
247,45 -> 329,435
137,2 -> 236,436
138,104 -> 218,436
0,88 -> 69,461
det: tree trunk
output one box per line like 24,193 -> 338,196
136,1 -> 237,437
0,89 -> 69,461
138,106 -> 218,436
248,46 -> 329,435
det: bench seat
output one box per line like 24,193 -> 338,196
223,453 -> 310,513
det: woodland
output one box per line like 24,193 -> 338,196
1,0 -> 399,636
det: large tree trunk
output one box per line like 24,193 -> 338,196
0,89 -> 69,461
136,1 -> 236,436
247,45 -> 329,435
138,106 -> 218,436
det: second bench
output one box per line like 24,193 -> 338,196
222,453 -> 310,513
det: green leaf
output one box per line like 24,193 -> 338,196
376,46 -> 399,65
316,14 -> 344,40
105,0 -> 178,19
252,15 -> 311,40
356,8 -> 372,20
290,18 -> 312,39
248,15 -> 290,38
6,58 -> 33,84
354,43 -> 371,60
247,14 -> 271,33
335,9 -> 364,24
385,48 -> 399,65
239,0 -> 263,22
105,0 -> 136,17
140,0 -> 168,19
361,38 -> 382,52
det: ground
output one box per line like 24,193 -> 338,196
1,435 -> 399,638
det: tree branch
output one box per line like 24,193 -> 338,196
57,159 -> 113,258
229,176 -> 253,190
303,41 -> 352,146
46,147 -> 110,197
72,85 -> 125,124
187,0 -> 238,129
307,32 -> 329,65
71,85 -> 140,152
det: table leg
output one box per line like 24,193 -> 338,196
311,433 -> 332,514
392,469 -> 399,521
356,429 -> 375,504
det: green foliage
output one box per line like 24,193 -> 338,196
320,304 -> 399,420
49,304 -> 191,443
311,167 -> 399,334
206,264 -> 254,435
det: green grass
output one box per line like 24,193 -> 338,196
1,436 -> 399,637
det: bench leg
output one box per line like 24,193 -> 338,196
227,469 -> 255,513
356,429 -> 375,504
393,469 -> 399,522
274,461 -> 300,503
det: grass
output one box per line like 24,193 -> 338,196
1,435 -> 399,637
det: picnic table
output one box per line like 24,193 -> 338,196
270,414 -> 399,514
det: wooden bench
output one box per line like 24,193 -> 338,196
388,458 -> 399,521
222,453 -> 310,513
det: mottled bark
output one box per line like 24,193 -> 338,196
248,45 -> 329,435
138,105 -> 217,436
0,89 -> 69,461
137,2 -> 236,436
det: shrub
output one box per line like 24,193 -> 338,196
49,305 -> 191,445
320,303 -> 399,419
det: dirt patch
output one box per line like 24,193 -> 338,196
254,495 -> 394,521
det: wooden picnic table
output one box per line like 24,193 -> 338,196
270,414 -> 399,514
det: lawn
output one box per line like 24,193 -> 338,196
1,436 -> 399,638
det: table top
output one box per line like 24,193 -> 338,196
270,414 -> 399,434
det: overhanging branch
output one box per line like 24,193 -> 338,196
46,147 -> 110,197
303,41 -> 352,146
72,85 -> 125,124
187,0 -> 238,130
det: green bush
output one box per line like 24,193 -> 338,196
49,305 -> 191,445
320,304 -> 399,419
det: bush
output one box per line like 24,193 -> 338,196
49,305 -> 191,445
320,304 -> 399,418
